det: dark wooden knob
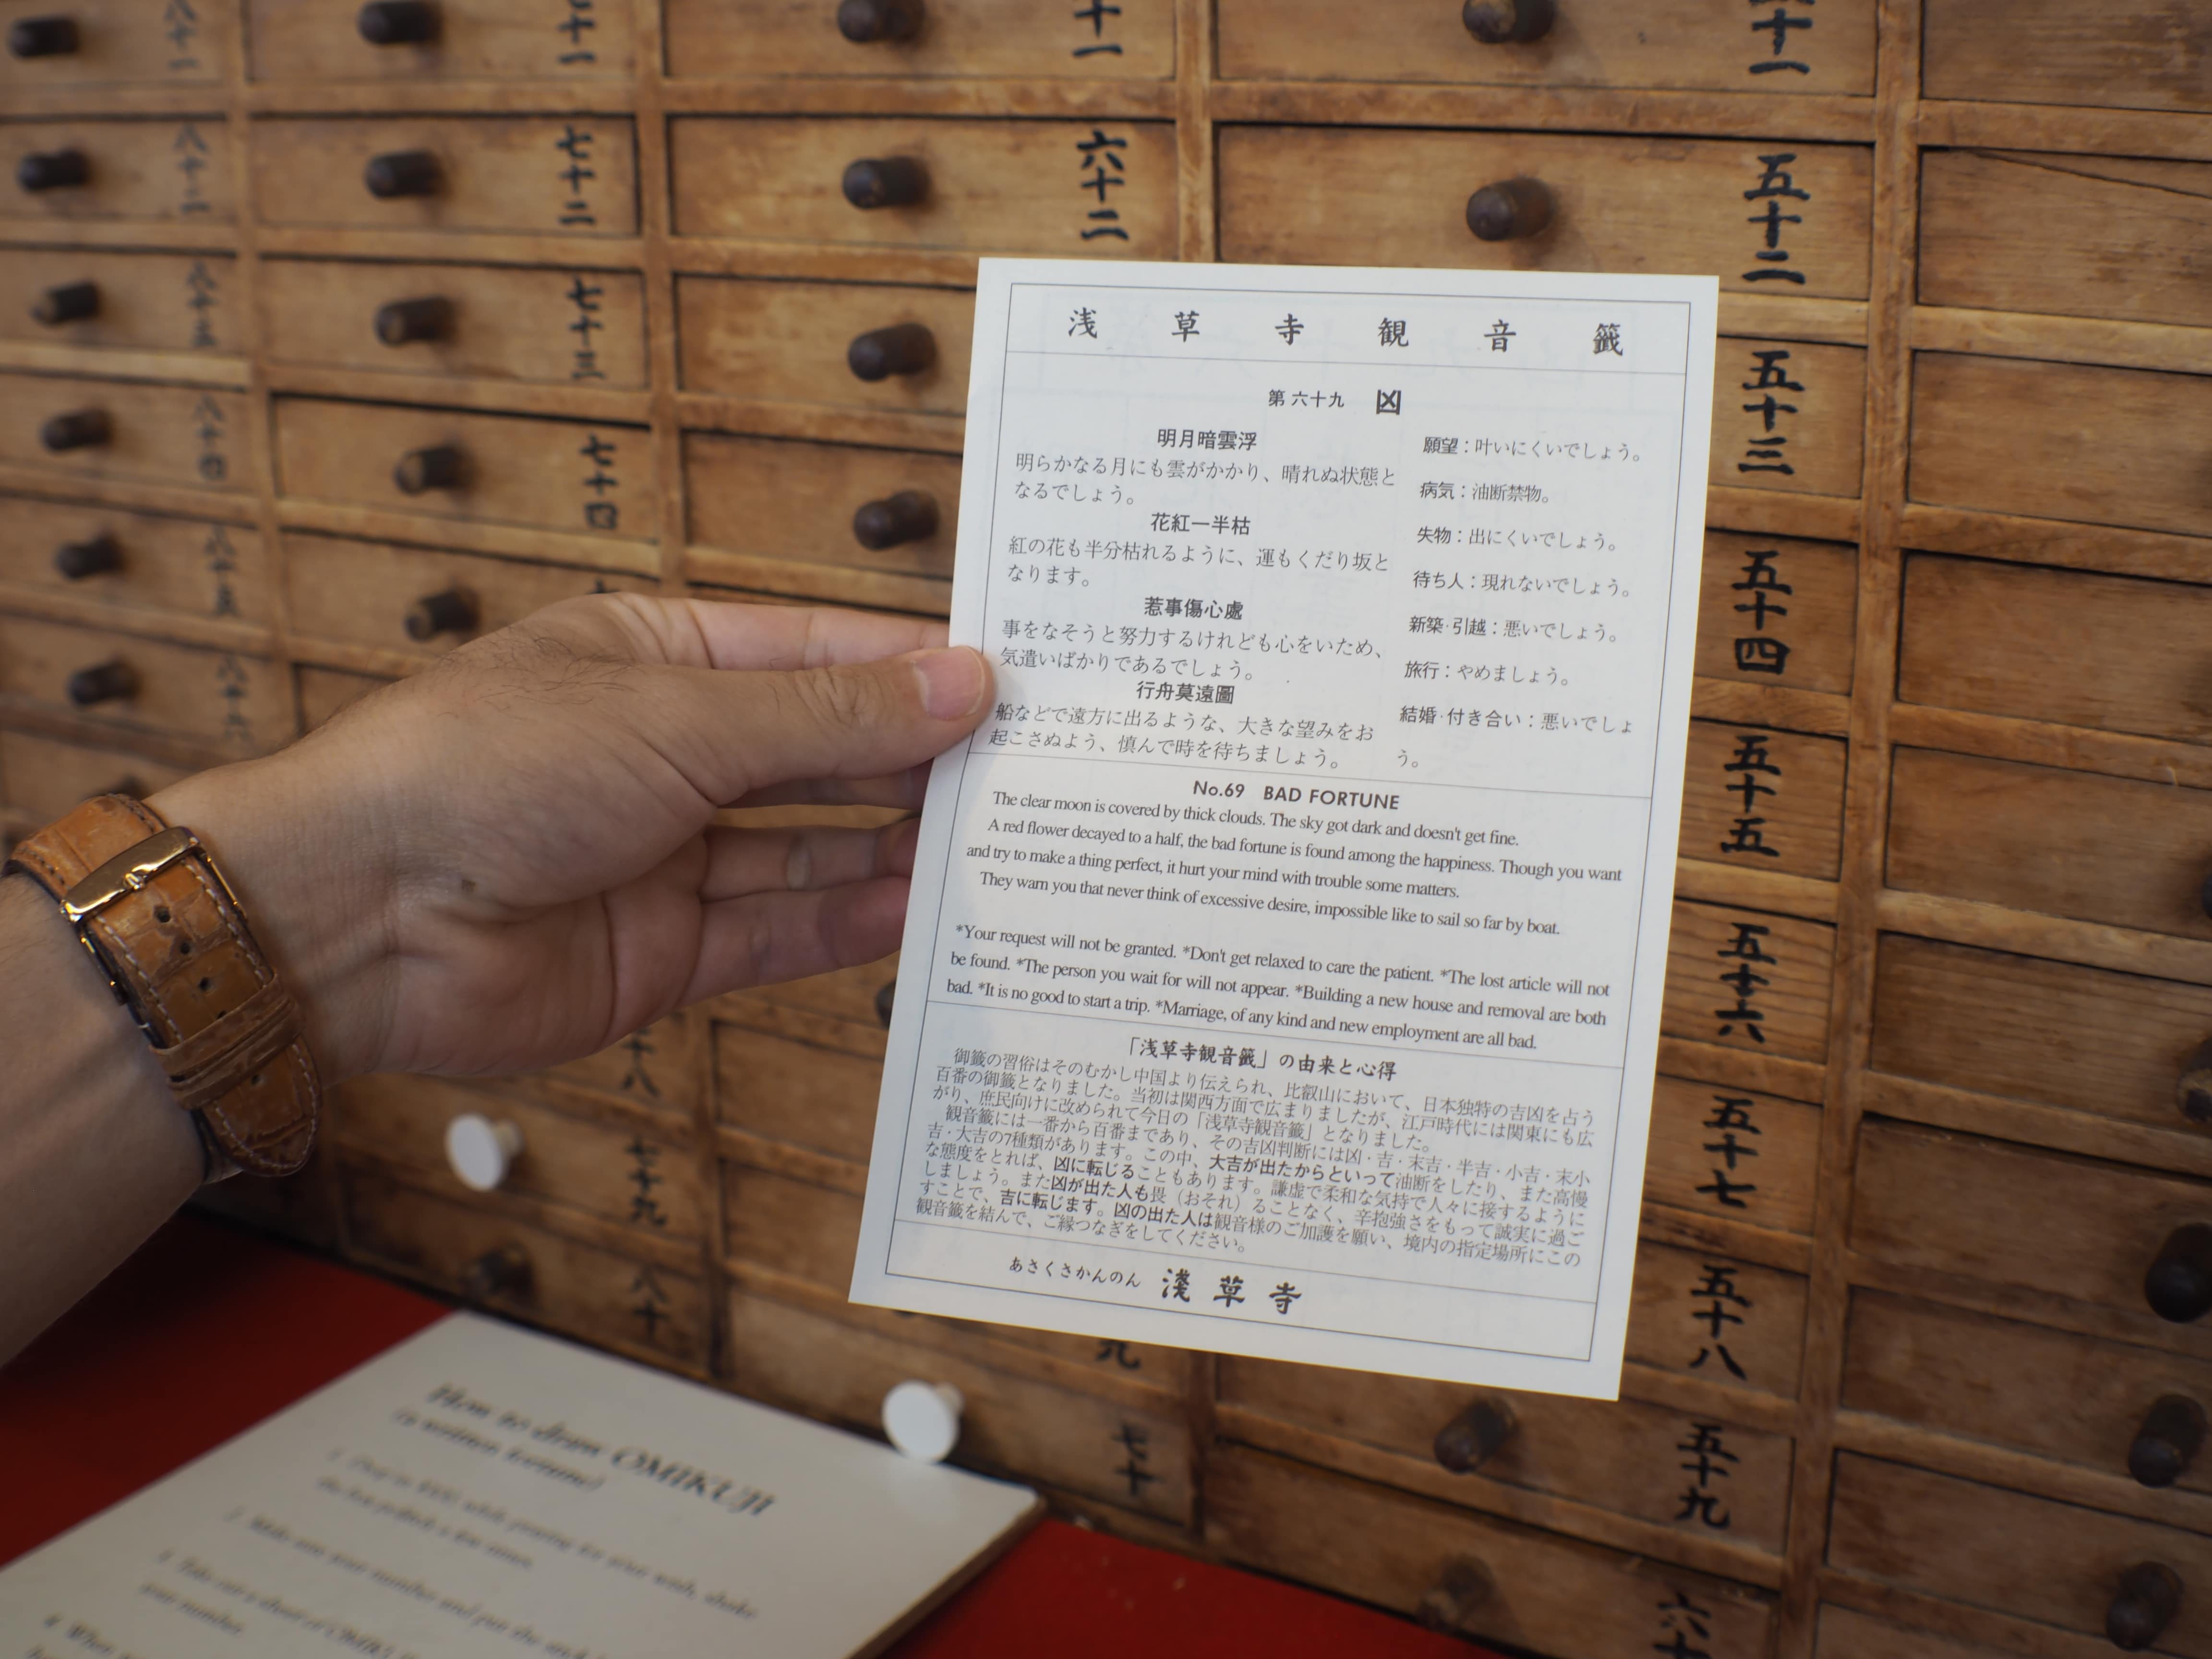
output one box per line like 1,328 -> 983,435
1462,0 -> 1552,42
853,489 -> 938,550
405,587 -> 478,641
40,409 -> 109,451
461,1243 -> 532,1301
2130,1395 -> 2207,1489
8,16 -> 79,56
374,295 -> 454,346
53,532 -> 121,580
2146,1224 -> 2212,1323
2108,1562 -> 2183,1651
32,280 -> 98,326
365,149 -> 442,200
358,0 -> 439,44
393,444 -> 466,494
1433,1397 -> 1518,1473
1466,177 -> 1553,242
2177,1038 -> 2212,1127
843,156 -> 929,210
17,148 -> 89,192
66,659 -> 136,707
876,979 -> 896,1027
838,0 -> 923,38
848,322 -> 937,381
1415,1560 -> 1492,1634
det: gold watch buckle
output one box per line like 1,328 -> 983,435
60,825 -> 220,923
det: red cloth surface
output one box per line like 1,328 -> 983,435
2,1214 -> 1466,1658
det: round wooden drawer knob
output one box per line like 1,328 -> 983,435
853,488 -> 938,550
876,978 -> 896,1027
882,1379 -> 963,1461
41,408 -> 109,451
8,16 -> 79,57
1466,177 -> 1552,242
2146,1224 -> 2212,1323
838,0 -> 923,40
394,443 -> 466,494
1416,1560 -> 1493,1634
1463,0 -> 1553,42
374,295 -> 454,346
2129,1395 -> 2207,1489
358,0 -> 440,44
461,1242 -> 533,1301
842,156 -> 929,210
405,586 -> 479,641
1432,1397 -> 1518,1473
848,322 -> 937,381
66,659 -> 137,707
365,148 -> 442,200
32,280 -> 98,326
2178,1038 -> 2212,1127
445,1113 -> 524,1192
17,148 -> 89,192
2108,1562 -> 2184,1651
53,532 -> 121,580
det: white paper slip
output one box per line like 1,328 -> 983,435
854,259 -> 1719,1399
0,1313 -> 1040,1659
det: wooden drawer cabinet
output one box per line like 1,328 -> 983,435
246,0 -> 633,81
1218,130 -> 1873,301
730,953 -> 902,1032
1629,1244 -> 1807,1401
0,613 -> 288,750
669,118 -> 1177,256
1662,900 -> 1837,1065
259,259 -> 646,388
724,1157 -> 862,1288
676,276 -> 974,417
664,0 -> 1171,80
0,0 -> 229,88
1709,339 -> 1864,501
0,372 -> 246,492
295,664 -> 387,730
0,497 -> 269,625
1923,0 -> 2212,115
686,430 -> 960,592
0,250 -> 238,356
716,1020 -> 881,1163
1645,1076 -> 1821,1239
252,118 -> 637,237
1695,532 -> 1856,697
0,728 -> 186,821
524,1014 -> 700,1120
0,119 -> 232,222
1679,720 -> 1847,881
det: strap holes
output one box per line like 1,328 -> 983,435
153,905 -> 170,923
197,977 -> 211,993
249,1073 -> 263,1087
176,939 -> 192,955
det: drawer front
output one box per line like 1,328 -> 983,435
0,250 -> 239,355
716,1021 -> 880,1163
0,729 -> 187,822
1629,1243 -> 1807,1401
1219,0 -> 1872,92
1900,555 -> 2212,747
336,1073 -> 701,1242
665,0 -> 1171,79
1210,1448 -> 1775,1659
670,118 -> 1178,256
1662,900 -> 1837,1064
1888,749 -> 2212,945
296,665 -> 387,730
1219,129 -> 1873,301
1,372 -> 246,492
274,399 -> 652,545
247,0 -> 632,80
1220,1356 -> 1794,1551
259,259 -> 646,388
0,119 -> 232,221
675,276 -> 974,417
0,614 -> 288,750
686,432 -> 959,585
524,1015 -> 700,1118
0,497 -> 270,625
344,1167 -> 709,1367
252,118 -> 637,237
283,535 -> 651,658
1911,355 -> 2212,539
1923,0 -> 2212,115
1695,532 -> 1856,697
1679,719 -> 1847,881
1708,338 -> 1864,500
0,0 -> 230,87
723,1160 -> 861,1289
1818,1606 -> 2016,1659
1830,1454 -> 2212,1654
727,1289 -> 1194,1522
1843,1288 -> 2212,1501
1645,1075 -> 1821,1238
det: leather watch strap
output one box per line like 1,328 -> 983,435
3,794 -> 320,1178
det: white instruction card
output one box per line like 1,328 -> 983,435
855,260 -> 1719,1398
0,1313 -> 1039,1659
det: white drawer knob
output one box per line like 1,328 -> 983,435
882,1380 -> 963,1462
445,1113 -> 523,1192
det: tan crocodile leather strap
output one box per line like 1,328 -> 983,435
3,794 -> 320,1178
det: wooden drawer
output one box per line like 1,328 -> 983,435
296,664 -> 387,729
344,1167 -> 708,1368
1695,531 -> 1856,697
0,497 -> 270,625
1645,1075 -> 1821,1239
0,613 -> 289,751
1708,338 -> 1863,500
1219,129 -> 1872,302
1209,1448 -> 1775,1659
686,431 -> 959,588
1818,1606 -> 2015,1659
1911,355 -> 2212,540
1219,1356 -> 1794,1553
283,535 -> 651,660
1679,719 -> 1847,881
1219,0 -> 1872,93
1629,1243 -> 1807,1402
716,1020 -> 881,1163
525,1012 -> 702,1120
0,119 -> 231,222
1900,555 -> 2212,747
0,250 -> 239,355
1923,0 -> 2212,115
0,0 -> 229,88
335,1073 -> 700,1244
1662,900 -> 1836,1064
0,372 -> 247,492
727,1288 -> 1193,1523
664,0 -> 1170,80
1888,749 -> 2212,946
259,259 -> 645,388
1830,1455 -> 2212,1653
675,276 -> 974,417
723,1158 -> 861,1289
669,118 -> 1177,257
0,728 -> 188,821
274,399 -> 652,549
247,0 -> 632,80
252,118 -> 636,237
